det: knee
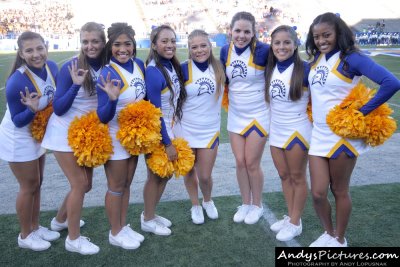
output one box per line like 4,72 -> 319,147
311,190 -> 327,204
245,160 -> 261,175
235,158 -> 246,170
198,174 -> 211,185
289,172 -> 307,186
277,170 -> 290,182
20,180 -> 40,194
107,180 -> 126,193
330,187 -> 349,199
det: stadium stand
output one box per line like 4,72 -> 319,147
1,0 -> 399,50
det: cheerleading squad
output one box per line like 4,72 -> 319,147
0,11 -> 399,255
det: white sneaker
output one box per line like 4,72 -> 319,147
18,232 -> 51,251
190,205 -> 204,224
326,237 -> 348,247
35,226 -> 60,241
141,212 -> 172,228
270,215 -> 290,232
244,205 -> 264,224
202,200 -> 218,219
233,204 -> 251,223
50,217 -> 85,231
276,220 -> 302,241
123,224 -> 144,243
65,235 -> 100,255
309,232 -> 335,247
155,215 -> 172,227
141,217 -> 171,236
109,230 -> 140,250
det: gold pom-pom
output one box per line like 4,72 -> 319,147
171,138 -> 195,177
326,83 -> 373,139
68,111 -> 113,167
146,138 -> 195,178
307,100 -> 313,123
222,84 -> 229,112
338,83 -> 375,110
326,106 -> 366,138
326,83 -> 397,146
364,103 -> 397,147
146,144 -> 174,178
31,104 -> 53,142
117,100 -> 162,155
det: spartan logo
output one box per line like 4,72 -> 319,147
311,66 -> 329,86
270,79 -> 286,99
130,77 -> 146,99
42,85 -> 55,103
230,60 -> 247,79
196,77 -> 215,96
171,74 -> 180,90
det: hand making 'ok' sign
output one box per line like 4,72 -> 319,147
20,87 -> 40,113
68,59 -> 88,86
97,72 -> 121,101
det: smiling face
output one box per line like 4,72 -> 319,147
312,22 -> 337,54
18,37 -> 48,69
188,35 -> 211,63
152,29 -> 176,59
230,19 -> 254,49
111,33 -> 134,63
81,31 -> 105,59
272,30 -> 296,62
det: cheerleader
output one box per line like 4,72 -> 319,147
265,25 -> 311,241
175,29 -> 225,224
0,31 -> 60,251
305,12 -> 400,247
96,23 -> 145,250
220,11 -> 270,224
41,22 -> 106,255
142,25 -> 186,235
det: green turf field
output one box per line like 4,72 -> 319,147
0,183 -> 398,266
0,48 -> 399,139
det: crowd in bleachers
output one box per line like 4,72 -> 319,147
356,32 -> 400,45
1,0 -> 399,48
0,0 -> 75,39
139,0 -> 302,44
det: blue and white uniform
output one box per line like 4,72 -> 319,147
268,57 -> 312,150
220,41 -> 270,137
174,59 -> 223,148
0,61 -> 57,162
308,49 -> 400,158
146,58 -> 181,145
42,57 -> 102,151
97,57 -> 146,160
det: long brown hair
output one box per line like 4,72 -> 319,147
187,29 -> 225,98
146,25 -> 186,121
265,25 -> 304,102
78,22 -> 106,95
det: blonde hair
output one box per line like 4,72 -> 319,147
188,29 -> 225,98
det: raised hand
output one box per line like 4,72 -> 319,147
20,87 -> 40,113
97,72 -> 121,101
68,59 -> 88,86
